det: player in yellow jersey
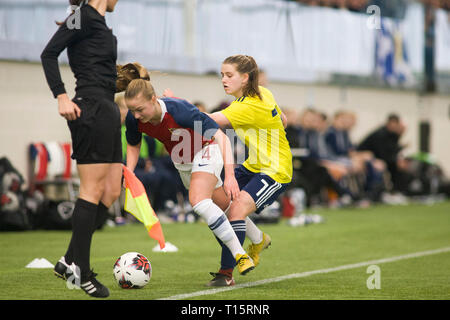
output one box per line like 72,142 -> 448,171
207,55 -> 293,286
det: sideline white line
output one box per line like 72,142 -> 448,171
159,246 -> 450,300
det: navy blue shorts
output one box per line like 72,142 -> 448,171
234,165 -> 289,214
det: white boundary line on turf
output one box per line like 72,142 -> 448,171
158,246 -> 450,300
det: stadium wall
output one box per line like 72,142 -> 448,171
0,60 -> 449,184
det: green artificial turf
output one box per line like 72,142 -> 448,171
0,201 -> 449,300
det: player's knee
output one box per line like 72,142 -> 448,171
189,193 -> 208,208
107,183 -> 122,202
227,197 -> 254,221
112,187 -> 121,202
102,185 -> 121,207
212,190 -> 230,212
227,210 -> 244,221
80,183 -> 105,203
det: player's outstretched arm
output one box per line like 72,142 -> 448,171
207,112 -> 231,128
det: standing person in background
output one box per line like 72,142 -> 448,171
207,55 -> 293,286
40,0 -> 121,298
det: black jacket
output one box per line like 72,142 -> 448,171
357,126 -> 402,165
40,4 -> 117,98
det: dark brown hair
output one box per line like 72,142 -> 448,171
116,62 -> 151,93
223,54 -> 262,100
387,113 -> 400,123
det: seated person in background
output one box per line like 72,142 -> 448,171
307,111 -> 351,182
357,113 -> 412,194
297,107 -> 319,150
258,69 -> 268,87
283,108 -> 301,149
325,111 -> 358,165
326,111 -> 386,202
287,108 -> 353,207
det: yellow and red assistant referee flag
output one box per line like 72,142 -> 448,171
122,165 -> 165,249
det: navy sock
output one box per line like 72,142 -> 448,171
219,220 -> 246,271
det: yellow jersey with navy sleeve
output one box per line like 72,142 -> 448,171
220,86 -> 293,184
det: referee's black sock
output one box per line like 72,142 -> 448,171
71,198 -> 98,280
64,237 -> 74,265
64,201 -> 109,264
93,201 -> 109,231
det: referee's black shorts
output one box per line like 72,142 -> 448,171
68,88 -> 122,165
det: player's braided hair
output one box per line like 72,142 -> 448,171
116,62 -> 150,93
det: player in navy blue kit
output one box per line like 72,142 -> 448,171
123,78 -> 255,276
40,0 -> 121,298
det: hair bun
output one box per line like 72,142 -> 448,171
116,62 -> 150,93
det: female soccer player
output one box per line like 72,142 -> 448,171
40,0 -> 121,298
207,55 -> 293,286
123,78 -> 255,276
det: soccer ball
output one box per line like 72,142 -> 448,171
113,252 -> 152,289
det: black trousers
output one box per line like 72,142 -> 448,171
292,158 -> 347,207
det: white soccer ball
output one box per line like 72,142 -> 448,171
113,252 -> 152,289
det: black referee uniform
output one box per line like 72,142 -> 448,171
41,4 -> 122,164
40,3 -> 121,297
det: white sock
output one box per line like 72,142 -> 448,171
193,199 -> 245,257
245,216 -> 263,244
